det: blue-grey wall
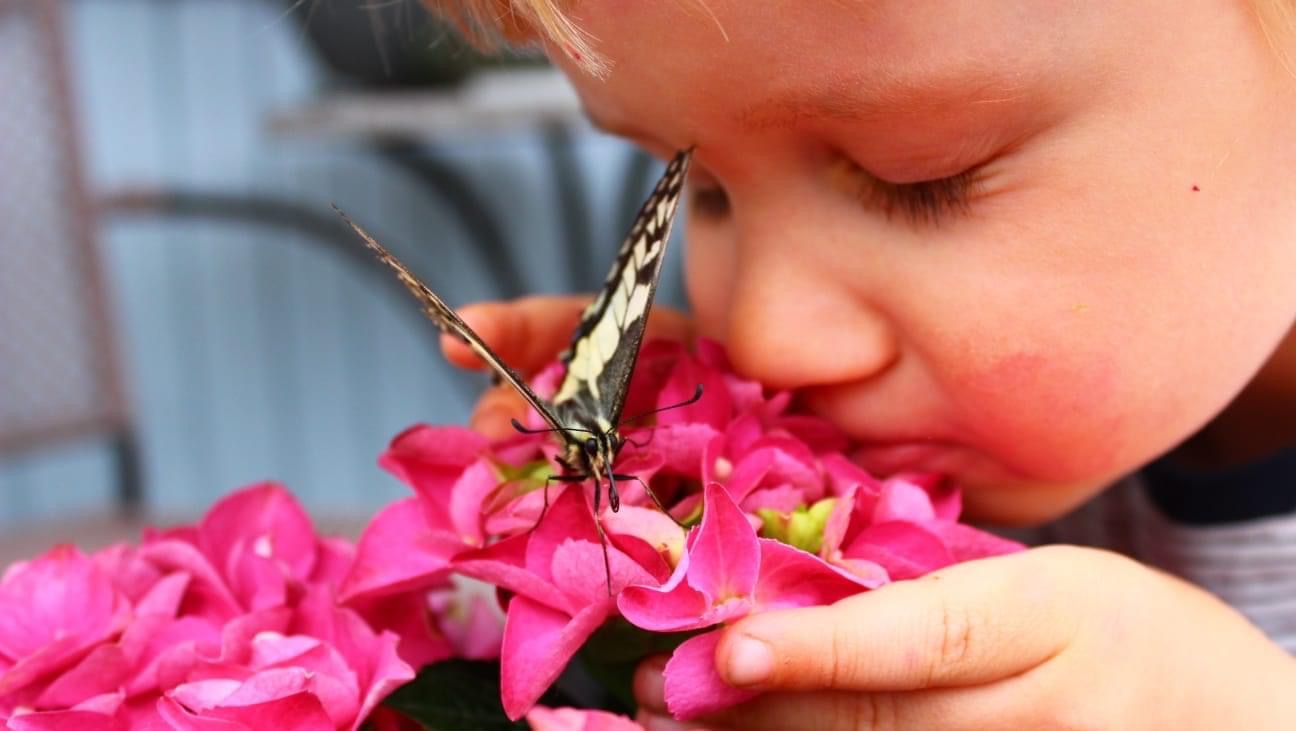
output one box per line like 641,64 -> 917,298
0,0 -> 683,529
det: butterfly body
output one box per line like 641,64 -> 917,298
336,149 -> 693,527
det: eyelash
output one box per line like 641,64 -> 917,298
687,164 -> 979,225
862,168 -> 977,225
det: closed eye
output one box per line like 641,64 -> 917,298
843,160 -> 979,226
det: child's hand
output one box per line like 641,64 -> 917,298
445,295 -> 692,438
634,546 -> 1296,730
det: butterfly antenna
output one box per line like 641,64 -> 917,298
617,384 -> 705,427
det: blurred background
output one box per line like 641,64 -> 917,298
0,0 -> 684,561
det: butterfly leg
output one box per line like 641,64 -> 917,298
613,473 -> 686,527
537,473 -> 586,529
593,505 -> 614,596
591,475 -> 615,595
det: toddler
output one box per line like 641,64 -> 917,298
428,0 -> 1296,727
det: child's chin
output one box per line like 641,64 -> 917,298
958,475 -> 1110,527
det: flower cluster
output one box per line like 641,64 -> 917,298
345,339 -> 1023,722
0,484 -> 443,730
1,339 -> 1022,728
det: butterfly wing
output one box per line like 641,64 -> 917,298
551,149 -> 693,428
334,206 -> 567,433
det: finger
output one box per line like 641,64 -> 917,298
717,548 -> 1083,693
468,383 -> 534,441
442,296 -> 587,371
686,682 -> 1039,731
443,295 -> 694,372
633,655 -> 671,715
637,710 -> 704,731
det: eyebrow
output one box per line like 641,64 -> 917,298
579,72 -> 1030,140
735,72 -> 1030,132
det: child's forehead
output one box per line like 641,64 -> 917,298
567,1 -> 1111,138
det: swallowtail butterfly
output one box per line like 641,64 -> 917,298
335,149 -> 694,580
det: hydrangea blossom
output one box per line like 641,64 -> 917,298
346,339 -> 1024,721
0,484 -> 440,730
1,339 -> 1022,727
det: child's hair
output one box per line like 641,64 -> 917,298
425,0 -> 1296,79
424,0 -> 609,76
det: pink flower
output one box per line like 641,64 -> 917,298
527,706 -> 644,731
338,338 -> 1025,723
618,482 -> 884,719
821,467 -> 1023,581
0,483 -> 422,730
0,546 -> 130,710
454,487 -> 671,720
339,426 -> 492,605
151,597 -> 408,730
426,587 -> 504,661
3,691 -> 129,730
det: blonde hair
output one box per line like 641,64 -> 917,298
1253,0 -> 1296,76
426,0 -> 1296,79
423,0 -> 610,76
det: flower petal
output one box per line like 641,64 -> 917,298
643,423 -> 719,476
526,706 -> 645,731
923,522 -> 1024,562
893,473 -> 962,521
499,597 -> 608,721
449,460 -> 504,546
134,541 -> 242,621
379,426 -> 487,528
601,507 -> 686,568
0,546 -> 128,696
34,644 -> 129,708
454,535 -> 568,612
199,483 -> 317,585
845,522 -> 953,580
753,539 -> 881,612
617,543 -> 712,633
158,691 -> 335,731
549,540 -> 655,606
662,631 -> 759,721
686,483 -> 759,601
524,487 -> 601,581
873,479 -> 937,523
339,498 -> 460,604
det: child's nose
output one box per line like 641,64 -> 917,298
723,247 -> 899,391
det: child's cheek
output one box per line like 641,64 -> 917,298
954,349 -> 1136,482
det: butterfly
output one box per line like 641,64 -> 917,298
334,149 -> 694,582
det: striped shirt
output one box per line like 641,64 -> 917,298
1011,454 -> 1296,653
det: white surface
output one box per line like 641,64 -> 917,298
269,67 -> 588,140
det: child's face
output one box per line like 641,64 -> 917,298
551,0 -> 1296,523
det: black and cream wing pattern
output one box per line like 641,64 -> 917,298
335,147 -> 691,483
331,204 -> 567,434
551,150 -> 692,430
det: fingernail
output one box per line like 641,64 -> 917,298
640,712 -> 690,731
725,635 -> 773,687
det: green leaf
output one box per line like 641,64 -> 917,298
577,619 -> 705,714
382,659 -> 574,730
